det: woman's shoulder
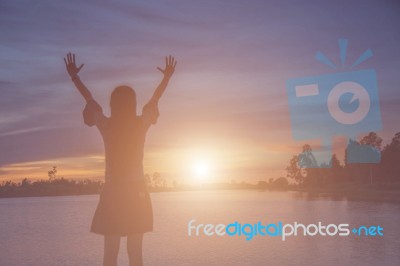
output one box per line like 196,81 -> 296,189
83,99 -> 109,128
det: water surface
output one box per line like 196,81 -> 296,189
0,190 -> 399,265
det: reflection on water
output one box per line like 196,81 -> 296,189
0,191 -> 399,266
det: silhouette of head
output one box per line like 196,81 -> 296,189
110,86 -> 136,121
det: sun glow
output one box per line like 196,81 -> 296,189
178,148 -> 221,183
192,160 -> 211,180
193,161 -> 210,178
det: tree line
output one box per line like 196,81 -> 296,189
0,167 -> 170,197
286,132 -> 400,186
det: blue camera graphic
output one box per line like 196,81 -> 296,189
286,39 -> 382,168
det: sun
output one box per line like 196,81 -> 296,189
192,160 -> 211,181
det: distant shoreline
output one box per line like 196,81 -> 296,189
292,183 -> 400,204
1,181 -> 399,204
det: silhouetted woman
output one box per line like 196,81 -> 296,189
64,53 -> 176,266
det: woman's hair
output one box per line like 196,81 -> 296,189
109,86 -> 137,176
110,85 -> 137,121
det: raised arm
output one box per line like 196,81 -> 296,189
149,55 -> 177,104
64,52 -> 93,102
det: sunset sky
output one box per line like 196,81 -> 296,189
1,0 -> 399,183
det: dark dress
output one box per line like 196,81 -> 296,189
83,99 -> 159,236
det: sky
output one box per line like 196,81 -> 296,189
0,0 -> 399,183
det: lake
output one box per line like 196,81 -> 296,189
0,190 -> 399,266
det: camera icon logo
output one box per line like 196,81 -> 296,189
286,39 -> 382,167
328,80 -> 370,125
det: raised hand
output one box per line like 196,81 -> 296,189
64,52 -> 84,78
157,55 -> 177,79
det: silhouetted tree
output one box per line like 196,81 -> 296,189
344,139 -> 362,182
327,154 -> 344,183
299,144 -> 322,186
144,174 -> 152,188
257,180 -> 267,189
48,166 -> 57,180
21,178 -> 31,188
380,132 -> 400,182
360,132 -> 383,184
286,155 -> 303,184
152,172 -> 161,188
271,177 -> 289,189
360,132 -> 383,150
344,132 -> 383,184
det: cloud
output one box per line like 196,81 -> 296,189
1,0 -> 400,180
0,126 -> 103,166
